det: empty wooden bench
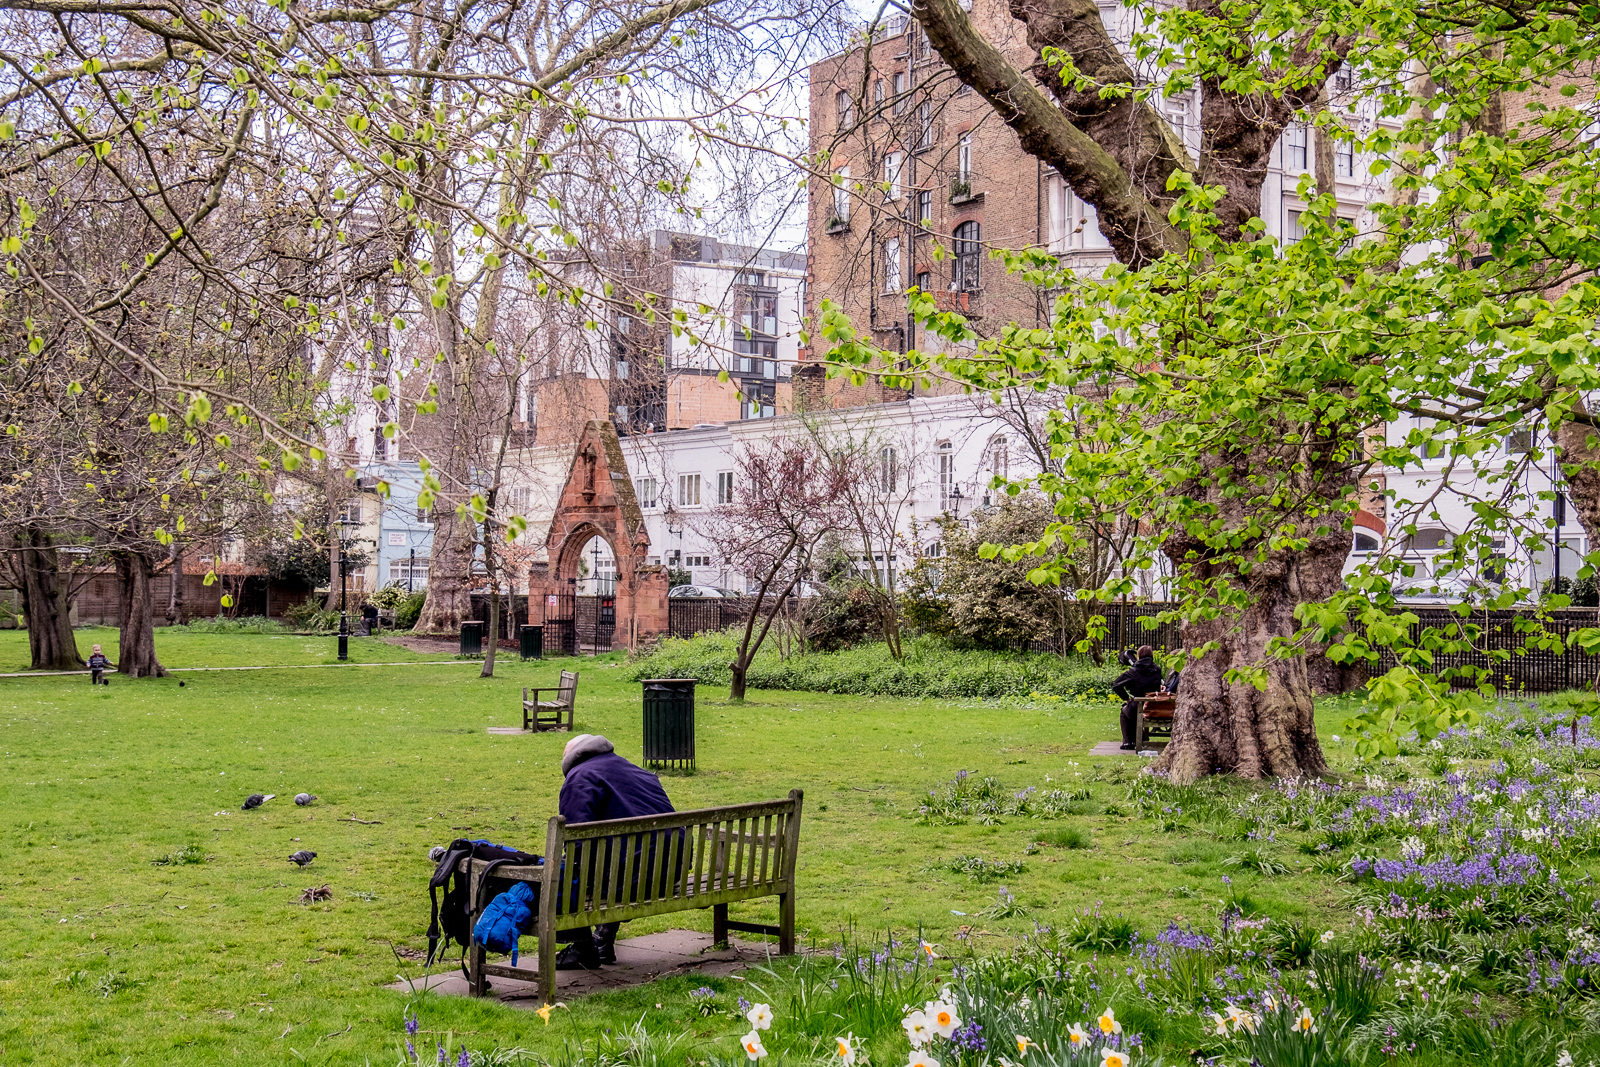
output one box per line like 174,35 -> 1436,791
460,789 -> 803,1004
522,670 -> 578,732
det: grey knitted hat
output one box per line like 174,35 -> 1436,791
561,733 -> 614,775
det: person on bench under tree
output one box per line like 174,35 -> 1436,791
555,734 -> 676,969
1110,645 -> 1163,751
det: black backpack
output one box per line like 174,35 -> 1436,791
426,838 -> 542,969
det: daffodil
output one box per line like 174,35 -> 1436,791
1100,1050 -> 1131,1067
903,1010 -> 933,1047
907,1052 -> 940,1067
920,940 -> 940,959
925,1001 -> 961,1038
536,1002 -> 567,1025
1261,994 -> 1279,1012
1236,1012 -> 1259,1034
1097,1009 -> 1122,1035
1066,1025 -> 1088,1048
1295,1010 -> 1317,1034
1210,1013 -> 1228,1037
747,1003 -> 774,1030
1015,1036 -> 1036,1056
742,1032 -> 767,1061
1223,1004 -> 1244,1028
836,1035 -> 858,1066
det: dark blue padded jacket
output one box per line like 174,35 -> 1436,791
559,752 -> 675,825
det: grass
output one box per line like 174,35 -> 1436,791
0,626 -> 1388,1064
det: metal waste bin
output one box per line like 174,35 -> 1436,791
459,621 -> 484,656
520,624 -> 543,661
641,679 -> 696,771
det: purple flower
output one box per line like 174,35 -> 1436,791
458,1049 -> 471,1067
950,1021 -> 986,1053
406,1014 -> 420,1037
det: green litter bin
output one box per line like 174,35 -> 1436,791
459,621 -> 483,656
641,679 -> 696,771
520,625 -> 543,661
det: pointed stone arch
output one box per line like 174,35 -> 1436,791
530,420 -> 668,649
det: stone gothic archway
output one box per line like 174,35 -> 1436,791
529,420 -> 668,650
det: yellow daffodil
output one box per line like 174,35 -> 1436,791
742,1032 -> 767,1061
1100,1050 -> 1130,1067
1015,1036 -> 1036,1056
1296,1010 -> 1317,1034
1098,1009 -> 1122,1035
907,1052 -> 940,1067
536,1002 -> 567,1025
746,1003 -> 774,1031
1067,1025 -> 1088,1047
836,1035 -> 857,1066
903,1010 -> 933,1047
925,1001 -> 961,1038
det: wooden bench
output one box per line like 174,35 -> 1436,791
522,670 -> 578,732
460,790 -> 803,1004
1133,693 -> 1177,748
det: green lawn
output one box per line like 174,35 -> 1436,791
0,627 -> 1361,1065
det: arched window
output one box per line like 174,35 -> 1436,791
937,441 -> 955,511
835,90 -> 854,130
953,221 -> 981,292
1353,532 -> 1379,553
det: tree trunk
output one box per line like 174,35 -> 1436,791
1557,405 -> 1600,570
729,660 -> 748,701
166,543 -> 185,625
1153,532 -> 1344,783
17,527 -> 81,670
115,549 -> 166,678
481,499 -> 500,679
416,509 -> 476,633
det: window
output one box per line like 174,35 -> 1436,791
953,220 -> 981,291
388,559 -> 429,586
1163,94 -> 1189,136
677,473 -> 702,507
737,289 -> 778,336
916,188 -> 932,226
987,436 -> 1008,480
1283,123 -> 1308,172
734,337 -> 777,372
957,133 -> 972,183
683,554 -> 713,568
1283,209 -> 1307,246
504,486 -> 531,513
879,446 -> 897,492
1333,66 -> 1354,92
892,72 -> 907,113
883,238 -> 902,293
525,390 -> 539,425
741,380 -> 776,419
1506,428 -> 1536,454
917,100 -> 933,149
874,79 -> 885,108
884,152 -> 903,199
1048,177 -> 1110,252
636,476 -> 658,509
717,471 -> 735,504
416,506 -> 430,523
338,500 -> 362,525
1353,532 -> 1379,553
835,89 -> 854,129
915,269 -> 931,291
1335,139 -> 1355,178
832,167 -> 850,222
938,441 -> 955,511
387,531 -> 407,547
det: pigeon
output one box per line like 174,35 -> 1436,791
241,793 -> 275,811
289,850 -> 317,866
294,793 -> 317,806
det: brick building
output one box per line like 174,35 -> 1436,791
803,5 -> 1394,409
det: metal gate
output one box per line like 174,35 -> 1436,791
539,585 -> 615,655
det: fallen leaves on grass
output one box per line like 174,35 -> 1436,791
297,884 -> 332,904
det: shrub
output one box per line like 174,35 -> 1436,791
629,631 -> 1119,701
176,616 -> 285,634
394,591 -> 426,630
938,855 -> 1028,882
1035,827 -> 1091,849
1062,907 -> 1138,952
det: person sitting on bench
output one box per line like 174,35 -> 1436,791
1111,645 -> 1163,751
555,734 -> 676,969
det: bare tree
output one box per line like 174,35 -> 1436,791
698,435 -> 849,700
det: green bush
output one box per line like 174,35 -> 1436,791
283,596 -> 340,632
629,631 -> 1119,700
394,591 -> 426,630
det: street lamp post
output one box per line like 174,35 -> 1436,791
337,518 -> 351,661
949,485 -> 964,518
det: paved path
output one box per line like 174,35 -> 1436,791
390,930 -> 774,1006
0,659 -> 476,679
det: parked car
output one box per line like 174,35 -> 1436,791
668,584 -> 738,599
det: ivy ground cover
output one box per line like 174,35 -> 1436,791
3,628 -> 1597,1065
